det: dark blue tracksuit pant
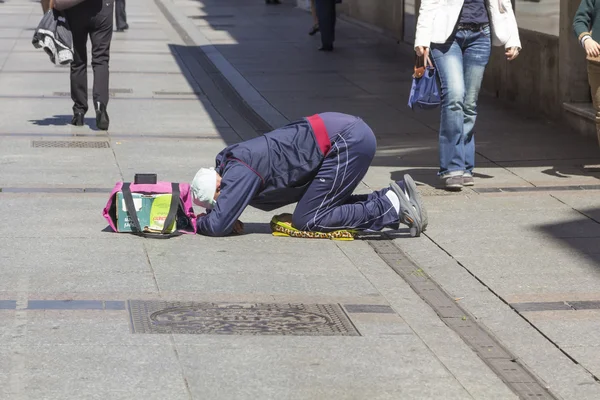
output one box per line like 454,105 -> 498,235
315,0 -> 336,48
292,118 -> 399,232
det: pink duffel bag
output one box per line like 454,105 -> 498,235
103,180 -> 197,239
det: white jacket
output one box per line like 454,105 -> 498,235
415,0 -> 521,50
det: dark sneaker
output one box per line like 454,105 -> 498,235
442,175 -> 463,191
389,181 -> 423,237
402,174 -> 428,231
462,173 -> 474,186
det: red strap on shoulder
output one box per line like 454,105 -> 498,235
306,114 -> 331,156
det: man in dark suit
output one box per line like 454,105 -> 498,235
115,0 -> 128,32
315,0 -> 337,51
64,0 -> 113,130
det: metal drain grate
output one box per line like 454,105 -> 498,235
31,141 -> 109,148
128,300 -> 360,336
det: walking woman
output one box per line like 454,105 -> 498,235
574,0 -> 600,148
414,0 -> 521,190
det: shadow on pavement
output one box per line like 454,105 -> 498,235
536,207 -> 600,270
29,115 -> 99,130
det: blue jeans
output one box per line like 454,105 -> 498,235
431,26 -> 491,177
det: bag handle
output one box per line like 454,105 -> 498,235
413,54 -> 433,79
161,183 -> 180,234
121,182 -> 183,239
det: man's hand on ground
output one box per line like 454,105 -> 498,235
232,220 -> 244,235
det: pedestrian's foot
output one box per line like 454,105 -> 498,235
442,175 -> 463,191
265,0 -> 281,4
309,24 -> 319,35
462,172 -> 474,186
402,174 -> 428,231
389,180 -> 424,237
95,102 -> 109,131
318,44 -> 333,52
71,112 -> 84,127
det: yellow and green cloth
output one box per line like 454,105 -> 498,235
270,213 -> 357,241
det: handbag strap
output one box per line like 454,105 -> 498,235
121,182 -> 183,239
413,54 -> 434,79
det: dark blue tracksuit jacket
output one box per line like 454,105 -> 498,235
197,112 -> 399,236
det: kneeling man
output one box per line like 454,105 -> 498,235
191,112 -> 427,237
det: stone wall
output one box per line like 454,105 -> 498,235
336,0 -> 404,39
482,30 -> 562,117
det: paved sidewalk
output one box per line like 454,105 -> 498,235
0,0 -> 599,399
159,0 -> 600,398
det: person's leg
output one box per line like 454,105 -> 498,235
309,0 -> 319,35
65,8 -> 89,119
40,0 -> 50,13
90,0 -> 114,130
587,61 -> 600,148
431,33 -> 467,189
115,0 -> 128,31
315,0 -> 334,50
292,119 -> 399,232
461,27 -> 491,180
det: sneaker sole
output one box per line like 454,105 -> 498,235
403,174 -> 428,231
389,181 -> 423,237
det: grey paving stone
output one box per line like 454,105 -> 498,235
1,345 -> 188,399
0,310 -> 170,347
525,311 -> 600,349
0,71 -> 199,98
176,338 -> 473,400
0,138 -> 122,187
0,194 -> 139,239
27,300 -> 104,310
562,346 -> 600,378
0,238 -> 157,293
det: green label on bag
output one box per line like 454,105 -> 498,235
116,192 -> 176,233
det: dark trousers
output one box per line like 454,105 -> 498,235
65,0 -> 114,114
292,119 -> 399,232
115,0 -> 127,30
315,0 -> 336,47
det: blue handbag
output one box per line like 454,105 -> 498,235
407,59 -> 441,110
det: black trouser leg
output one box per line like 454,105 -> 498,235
315,0 -> 336,47
90,0 -> 114,108
66,10 -> 89,114
115,0 -> 127,30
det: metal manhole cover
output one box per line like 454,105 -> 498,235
127,300 -> 360,336
32,141 -> 109,148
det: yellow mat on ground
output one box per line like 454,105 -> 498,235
270,213 -> 357,241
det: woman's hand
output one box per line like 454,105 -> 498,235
505,47 -> 520,61
415,46 -> 432,66
584,39 -> 600,57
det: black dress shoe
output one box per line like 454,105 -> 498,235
95,102 -> 109,131
116,24 -> 129,32
71,113 -> 84,126
318,44 -> 334,52
308,24 -> 319,35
